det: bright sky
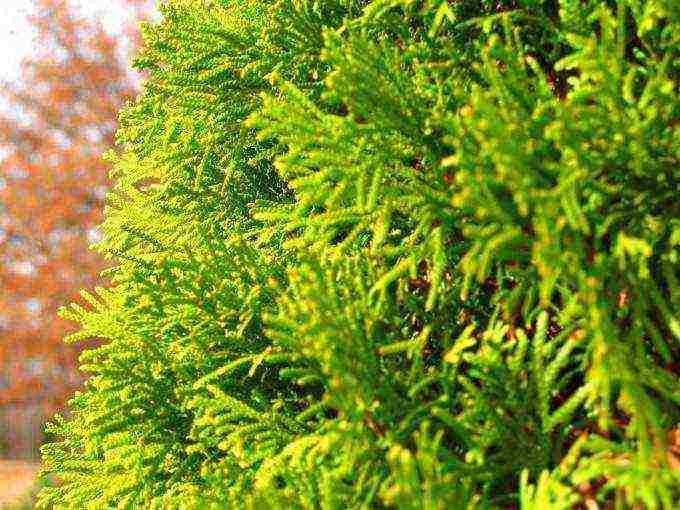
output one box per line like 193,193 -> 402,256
0,1 -> 133,81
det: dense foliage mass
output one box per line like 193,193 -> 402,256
39,0 -> 679,508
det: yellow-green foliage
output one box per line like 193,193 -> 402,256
39,0 -> 678,508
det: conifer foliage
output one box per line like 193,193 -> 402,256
39,0 -> 678,508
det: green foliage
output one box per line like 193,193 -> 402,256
40,0 -> 679,508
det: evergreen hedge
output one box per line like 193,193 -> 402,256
39,0 -> 679,508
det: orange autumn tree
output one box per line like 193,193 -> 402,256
0,0 -> 151,458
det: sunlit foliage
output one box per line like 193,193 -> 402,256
40,0 -> 678,508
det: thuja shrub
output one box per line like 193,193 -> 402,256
39,0 -> 679,508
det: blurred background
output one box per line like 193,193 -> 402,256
0,0 -> 152,500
